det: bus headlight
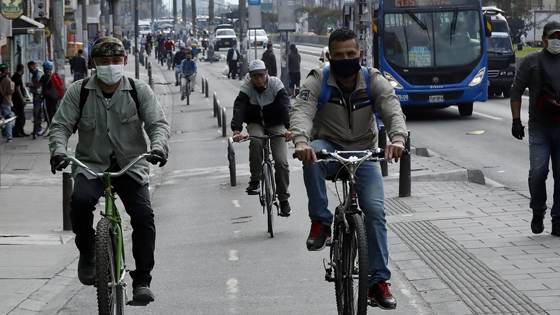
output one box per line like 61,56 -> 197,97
468,67 -> 486,87
384,72 -> 403,90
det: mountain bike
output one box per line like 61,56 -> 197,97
316,148 -> 392,315
166,51 -> 174,70
239,134 -> 284,238
62,153 -> 160,314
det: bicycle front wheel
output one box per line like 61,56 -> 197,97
263,162 -> 275,238
333,213 -> 369,315
96,218 -> 125,315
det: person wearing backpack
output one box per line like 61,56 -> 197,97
38,61 -> 60,134
510,21 -> 560,236
290,27 -> 407,310
0,63 -> 15,142
48,37 -> 170,304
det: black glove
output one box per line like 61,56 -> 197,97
50,153 -> 69,174
512,118 -> 525,140
147,150 -> 168,167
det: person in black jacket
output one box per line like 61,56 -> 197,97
70,49 -> 88,82
288,43 -> 301,97
226,41 -> 240,79
261,43 -> 277,76
231,60 -> 292,216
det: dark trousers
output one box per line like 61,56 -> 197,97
13,102 -> 26,135
228,60 -> 238,79
44,97 -> 58,125
70,174 -> 156,287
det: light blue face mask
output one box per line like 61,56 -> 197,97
547,38 -> 560,55
94,61 -> 124,84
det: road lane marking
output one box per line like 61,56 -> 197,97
227,278 -> 239,293
228,250 -> 239,261
473,111 -> 503,121
232,200 -> 241,207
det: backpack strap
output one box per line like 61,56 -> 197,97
72,77 -> 140,134
317,66 -> 381,130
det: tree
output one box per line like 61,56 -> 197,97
296,6 -> 341,35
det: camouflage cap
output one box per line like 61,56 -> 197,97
91,37 -> 125,57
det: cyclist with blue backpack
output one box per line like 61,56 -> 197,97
290,27 -> 407,310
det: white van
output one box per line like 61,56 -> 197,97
139,21 -> 151,36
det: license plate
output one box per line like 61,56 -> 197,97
257,41 -> 262,45
429,95 -> 444,103
225,42 -> 229,45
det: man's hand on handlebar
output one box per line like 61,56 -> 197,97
50,153 -> 69,174
283,130 -> 292,142
232,131 -> 244,142
147,149 -> 168,167
385,141 -> 405,163
294,141 -> 317,166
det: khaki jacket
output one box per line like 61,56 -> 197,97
49,75 -> 171,185
290,67 -> 407,150
0,73 -> 14,106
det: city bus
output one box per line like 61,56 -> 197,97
348,0 -> 492,116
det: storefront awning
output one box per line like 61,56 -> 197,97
12,15 -> 44,34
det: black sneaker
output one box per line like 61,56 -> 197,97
306,221 -> 331,251
77,251 -> 96,286
552,220 -> 560,236
133,285 -> 155,303
368,281 -> 397,310
279,200 -> 291,217
246,181 -> 260,195
531,214 -> 545,234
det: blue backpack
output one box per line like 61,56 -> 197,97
317,65 -> 381,130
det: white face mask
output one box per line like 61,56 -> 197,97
95,62 -> 124,84
547,38 -> 560,55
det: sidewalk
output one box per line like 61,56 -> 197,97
0,55 -> 173,315
0,55 -> 558,315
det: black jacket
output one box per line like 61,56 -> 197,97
231,76 -> 291,131
288,48 -> 301,73
261,50 -> 277,76
227,47 -> 240,63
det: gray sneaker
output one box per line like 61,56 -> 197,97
133,285 -> 155,303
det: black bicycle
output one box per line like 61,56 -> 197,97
239,134 -> 284,237
316,148 -> 390,315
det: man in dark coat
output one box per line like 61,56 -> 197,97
226,41 -> 240,79
261,43 -> 277,76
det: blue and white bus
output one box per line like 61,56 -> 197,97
356,0 -> 492,116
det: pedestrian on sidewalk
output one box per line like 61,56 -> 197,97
48,37 -> 171,304
227,41 -> 240,79
231,60 -> 293,216
26,61 -> 44,139
261,43 -> 277,77
0,63 -> 15,142
510,21 -> 560,236
11,64 -> 29,137
70,49 -> 88,82
290,27 -> 407,310
38,61 -> 60,130
288,43 -> 301,97
123,36 -> 131,54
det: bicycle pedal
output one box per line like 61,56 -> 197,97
127,300 -> 151,306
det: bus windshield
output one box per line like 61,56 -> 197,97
383,9 -> 482,68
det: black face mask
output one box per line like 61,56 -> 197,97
329,58 -> 361,78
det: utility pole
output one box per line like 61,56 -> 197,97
182,0 -> 187,33
82,0 -> 89,60
113,0 -> 123,39
191,0 -> 197,36
52,0 -> 66,86
173,0 -> 177,31
239,0 -> 247,78
135,0 -> 139,79
100,0 -> 106,33
151,0 -> 155,30
209,0 -> 214,42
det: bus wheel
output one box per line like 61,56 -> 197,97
458,103 -> 473,116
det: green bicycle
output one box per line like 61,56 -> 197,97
63,153 -> 159,314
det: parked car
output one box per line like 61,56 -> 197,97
319,46 -> 329,69
214,28 -> 237,51
248,29 -> 269,48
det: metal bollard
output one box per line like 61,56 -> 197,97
205,78 -> 209,98
399,131 -> 411,197
201,76 -> 205,94
62,172 -> 73,231
217,101 -> 222,127
213,92 -> 218,117
379,125 -> 388,176
145,56 -> 148,69
222,107 -> 227,138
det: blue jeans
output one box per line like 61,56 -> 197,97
529,126 -> 560,220
302,140 -> 390,283
1,104 -> 13,140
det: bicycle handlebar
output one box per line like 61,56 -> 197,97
292,148 -> 410,162
237,134 -> 285,142
63,153 -> 159,178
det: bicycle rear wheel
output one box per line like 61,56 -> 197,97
333,213 -> 369,315
186,82 -> 190,105
263,162 -> 275,237
96,218 -> 125,315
